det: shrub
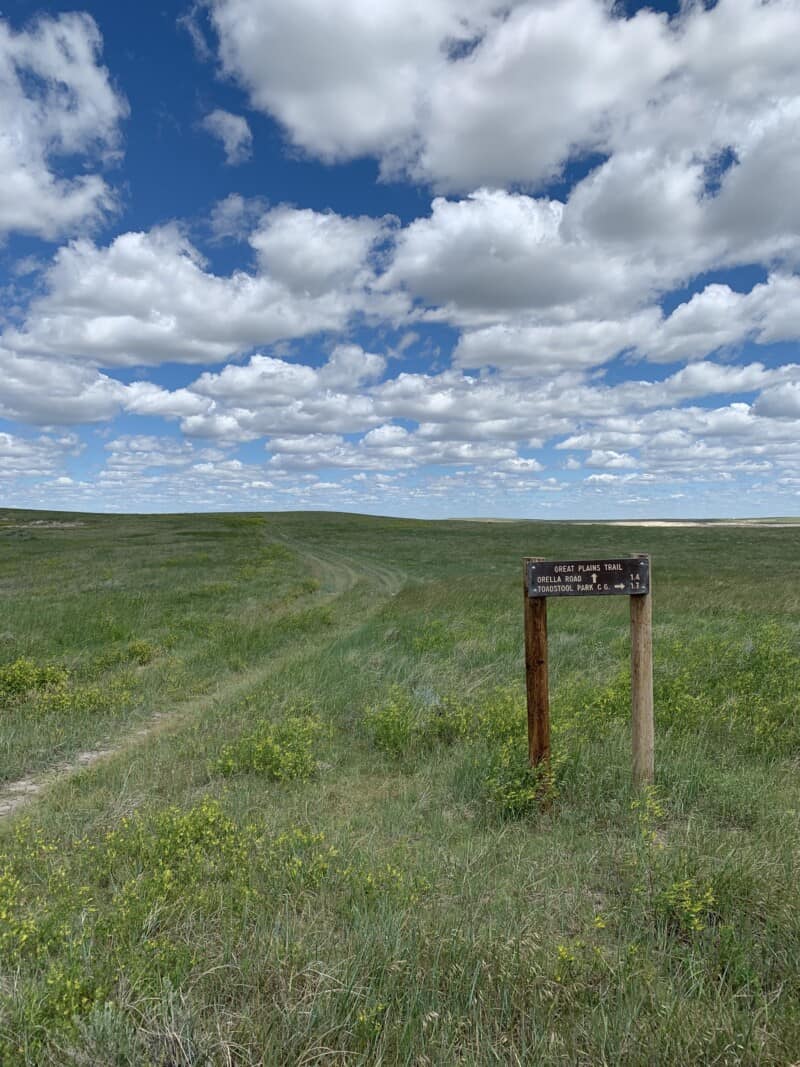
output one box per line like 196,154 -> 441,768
655,878 -> 717,934
364,687 -> 519,759
0,657 -> 69,703
627,790 -> 718,936
0,657 -> 133,719
215,714 -> 324,779
426,696 -> 472,745
474,687 -> 525,745
363,690 -> 419,758
484,740 -> 561,818
0,864 -> 38,962
267,828 -> 340,888
127,639 -> 158,665
34,676 -> 133,719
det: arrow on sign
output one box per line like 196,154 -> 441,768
614,583 -> 626,590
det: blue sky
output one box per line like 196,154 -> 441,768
1,0 -> 799,518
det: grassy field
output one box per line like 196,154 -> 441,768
1,508 -> 799,1065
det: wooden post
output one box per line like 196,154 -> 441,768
630,553 -> 654,787
523,558 -> 550,767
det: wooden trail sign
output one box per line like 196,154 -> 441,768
523,553 -> 654,787
527,557 -> 649,597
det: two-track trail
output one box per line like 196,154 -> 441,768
0,535 -> 409,821
287,539 -> 407,598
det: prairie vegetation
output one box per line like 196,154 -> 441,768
1,509 -> 799,1064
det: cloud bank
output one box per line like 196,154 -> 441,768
1,1 -> 799,518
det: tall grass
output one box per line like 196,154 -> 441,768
1,509 -> 799,1063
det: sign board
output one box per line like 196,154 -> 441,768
527,557 -> 649,598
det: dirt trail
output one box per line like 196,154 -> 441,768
302,545 -> 406,597
0,652 -> 303,821
0,711 -> 177,819
0,724 -> 159,819
269,529 -> 408,598
0,539 -> 407,821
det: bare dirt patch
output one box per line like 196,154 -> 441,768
1,520 -> 86,529
608,520 -> 800,528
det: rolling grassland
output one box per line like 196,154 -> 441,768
1,509 -> 799,1065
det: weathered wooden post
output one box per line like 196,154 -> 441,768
523,557 -> 550,767
630,553 -> 654,787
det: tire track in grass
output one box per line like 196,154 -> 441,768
302,544 -> 406,598
0,540 -> 408,820
273,530 -> 408,598
0,720 -> 165,818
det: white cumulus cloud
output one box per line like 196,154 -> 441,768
4,213 -> 403,367
0,13 -> 127,240
201,108 -> 253,164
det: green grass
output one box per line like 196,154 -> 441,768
1,508 -> 800,1064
